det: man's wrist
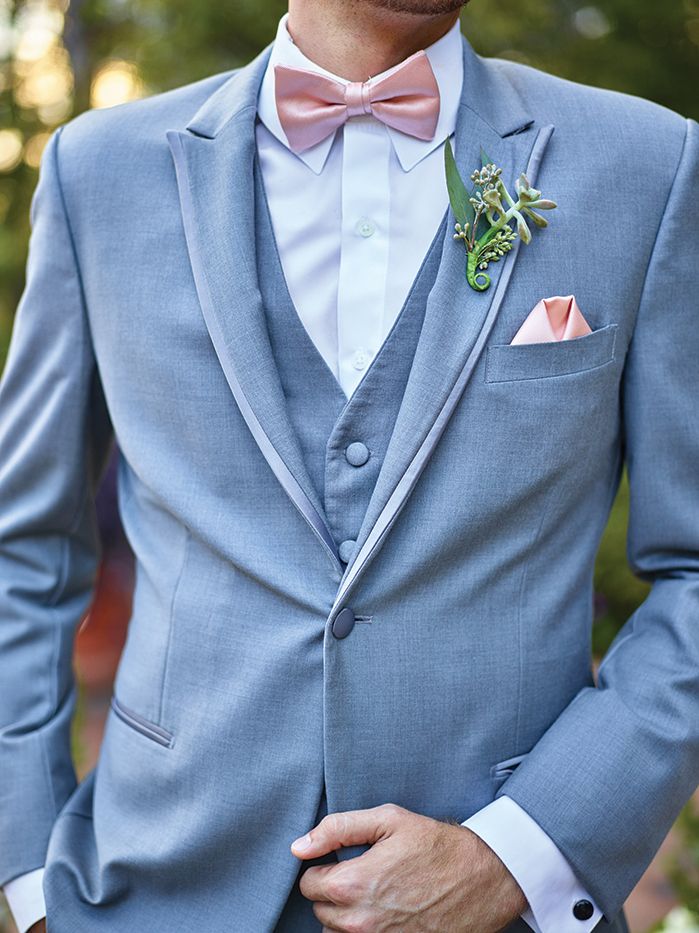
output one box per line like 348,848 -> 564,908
463,797 -> 602,933
450,819 -> 528,929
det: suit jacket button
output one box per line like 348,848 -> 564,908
332,607 -> 355,639
573,900 -> 594,921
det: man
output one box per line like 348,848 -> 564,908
1,0 -> 697,929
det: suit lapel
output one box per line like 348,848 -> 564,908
332,39 -> 555,615
167,46 -> 342,569
166,35 -> 554,592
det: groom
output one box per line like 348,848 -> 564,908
1,0 -> 698,931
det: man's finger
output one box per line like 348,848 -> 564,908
298,863 -> 345,902
313,900 -> 369,932
299,859 -> 372,905
290,803 -> 401,859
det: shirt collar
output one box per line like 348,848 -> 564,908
256,12 -> 464,175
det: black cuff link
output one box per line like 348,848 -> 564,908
573,899 -> 594,921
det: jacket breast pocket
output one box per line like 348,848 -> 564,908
484,323 -> 618,383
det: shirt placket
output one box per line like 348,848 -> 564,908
336,118 -> 391,398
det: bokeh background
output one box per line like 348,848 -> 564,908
0,1 -> 697,930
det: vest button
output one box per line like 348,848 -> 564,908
345,441 -> 370,467
338,539 -> 356,563
332,607 -> 356,639
572,900 -> 594,921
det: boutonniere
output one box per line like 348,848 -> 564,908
444,139 -> 557,292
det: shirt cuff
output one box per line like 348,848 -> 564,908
462,796 -> 602,933
3,867 -> 46,933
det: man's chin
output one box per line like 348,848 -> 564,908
361,0 -> 469,15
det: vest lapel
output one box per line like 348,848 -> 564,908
166,46 -> 342,570
332,39 -> 555,616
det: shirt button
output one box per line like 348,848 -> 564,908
345,442 -> 370,467
355,217 -> 376,238
572,900 -> 594,921
352,348 -> 370,370
338,539 -> 356,563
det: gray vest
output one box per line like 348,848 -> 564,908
254,161 -> 446,568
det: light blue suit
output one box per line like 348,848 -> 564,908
0,31 -> 697,932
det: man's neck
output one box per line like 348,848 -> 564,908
286,1 -> 461,81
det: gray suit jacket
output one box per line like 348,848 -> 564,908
0,33 -> 697,932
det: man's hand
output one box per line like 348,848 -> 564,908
27,921 -> 46,933
290,803 -> 528,932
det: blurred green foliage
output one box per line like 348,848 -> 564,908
669,804 -> 699,916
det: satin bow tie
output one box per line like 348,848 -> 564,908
274,50 -> 441,154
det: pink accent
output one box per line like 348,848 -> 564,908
274,50 -> 440,154
509,295 -> 593,345
344,81 -> 371,117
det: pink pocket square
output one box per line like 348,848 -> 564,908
510,295 -> 592,345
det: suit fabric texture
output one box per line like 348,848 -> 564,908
0,32 -> 697,933
258,155 -> 625,933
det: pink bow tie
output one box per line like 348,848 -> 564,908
274,50 -> 441,154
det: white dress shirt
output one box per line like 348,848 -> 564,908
3,15 -> 603,933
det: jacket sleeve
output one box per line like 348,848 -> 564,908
0,125 -> 114,886
500,116 -> 699,920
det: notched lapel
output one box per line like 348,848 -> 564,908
333,42 -> 555,615
166,49 -> 341,569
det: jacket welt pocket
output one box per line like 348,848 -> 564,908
490,751 -> 529,787
485,323 -> 618,383
110,696 -> 174,748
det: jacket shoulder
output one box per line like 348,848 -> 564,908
51,69 -> 239,186
490,56 -> 688,164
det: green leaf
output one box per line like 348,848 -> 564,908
444,138 -> 475,228
480,146 -> 495,167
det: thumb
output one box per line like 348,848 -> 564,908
290,805 -> 398,859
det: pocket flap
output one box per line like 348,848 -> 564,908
490,751 -> 530,781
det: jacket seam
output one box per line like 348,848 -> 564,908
51,127 -> 90,335
52,126 -> 97,537
38,126 -> 98,814
630,118 -> 690,329
157,525 -> 191,724
39,717 -> 59,820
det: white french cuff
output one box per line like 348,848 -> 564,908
462,795 -> 602,933
3,866 -> 46,933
